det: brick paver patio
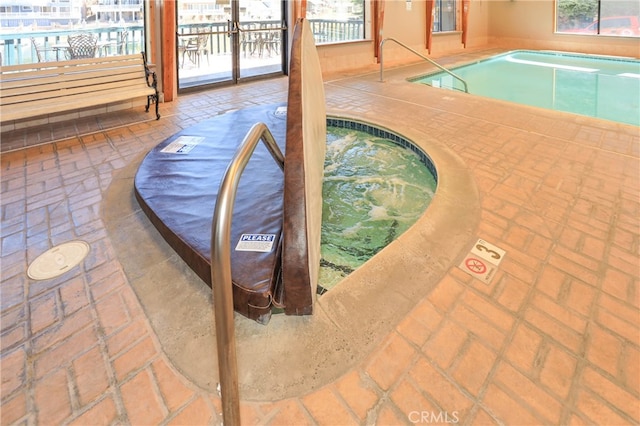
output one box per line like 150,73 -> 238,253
2,50 -> 638,425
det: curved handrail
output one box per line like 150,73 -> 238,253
210,122 -> 284,426
379,37 -> 469,93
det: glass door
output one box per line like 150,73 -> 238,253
237,0 -> 286,79
177,0 -> 286,90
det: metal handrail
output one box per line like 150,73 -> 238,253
210,122 -> 284,426
379,37 -> 469,93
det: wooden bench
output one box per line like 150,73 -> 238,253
0,52 -> 160,124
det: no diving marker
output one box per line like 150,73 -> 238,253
459,239 -> 506,284
465,257 -> 487,274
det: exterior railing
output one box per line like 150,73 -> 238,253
177,21 -> 285,58
308,19 -> 363,43
0,25 -> 145,65
176,19 -> 363,61
1,19 -> 364,66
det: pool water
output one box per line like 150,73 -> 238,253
413,50 -> 640,126
319,126 -> 437,290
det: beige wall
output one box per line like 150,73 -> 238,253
317,40 -> 378,76
317,0 -> 638,76
466,0 -> 491,48
488,0 -> 640,57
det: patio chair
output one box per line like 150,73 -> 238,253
240,31 -> 259,57
103,29 -> 128,56
30,38 -> 57,62
67,33 -> 98,59
180,32 -> 209,68
240,23 -> 266,57
263,31 -> 281,57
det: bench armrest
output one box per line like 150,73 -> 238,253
141,52 -> 161,120
141,52 -> 158,90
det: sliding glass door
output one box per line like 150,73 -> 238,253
177,0 -> 286,90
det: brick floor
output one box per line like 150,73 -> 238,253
1,49 -> 639,425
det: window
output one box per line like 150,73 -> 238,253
433,0 -> 457,32
0,0 -> 145,65
556,0 -> 640,37
307,0 -> 365,44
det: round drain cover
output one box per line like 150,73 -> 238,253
27,241 -> 90,280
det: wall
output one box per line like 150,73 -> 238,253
317,40 -> 377,76
315,0 -> 638,76
466,0 -> 491,48
318,0 -> 435,75
488,0 -> 640,57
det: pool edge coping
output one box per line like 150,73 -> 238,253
102,108 -> 481,401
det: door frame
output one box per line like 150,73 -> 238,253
174,0 -> 288,93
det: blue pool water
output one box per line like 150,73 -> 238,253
412,50 -> 640,126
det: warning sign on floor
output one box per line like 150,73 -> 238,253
459,239 -> 506,284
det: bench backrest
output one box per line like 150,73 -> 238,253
0,54 -> 151,107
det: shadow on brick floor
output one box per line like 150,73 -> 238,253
1,108 -> 158,153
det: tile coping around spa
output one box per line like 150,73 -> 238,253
102,109 -> 480,401
328,116 -> 439,182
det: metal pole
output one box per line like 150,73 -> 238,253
210,123 -> 284,426
211,165 -> 241,426
379,37 -> 469,93
379,38 -> 385,82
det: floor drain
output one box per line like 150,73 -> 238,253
27,241 -> 90,280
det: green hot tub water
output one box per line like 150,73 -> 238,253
318,126 -> 437,291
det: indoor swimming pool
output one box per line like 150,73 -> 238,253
412,50 -> 640,126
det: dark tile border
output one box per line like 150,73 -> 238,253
327,117 -> 439,183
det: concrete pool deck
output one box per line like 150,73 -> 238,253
2,48 -> 639,425
102,106 -> 479,400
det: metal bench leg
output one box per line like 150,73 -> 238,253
154,95 -> 160,120
146,94 -> 160,120
141,52 -> 160,120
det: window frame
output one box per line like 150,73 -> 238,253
307,0 -> 367,45
433,0 -> 458,33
